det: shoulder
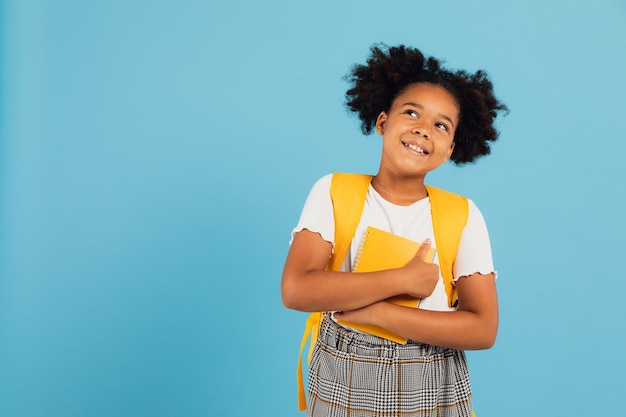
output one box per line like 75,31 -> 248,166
467,198 -> 481,213
309,173 -> 374,195
426,186 -> 469,229
329,173 -> 374,200
466,198 -> 486,219
314,173 -> 334,186
426,185 -> 468,202
300,175 -> 334,211
305,173 -> 333,195
426,188 -> 491,235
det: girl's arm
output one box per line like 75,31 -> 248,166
281,229 -> 439,313
334,272 -> 498,350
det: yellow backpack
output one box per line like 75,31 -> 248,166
296,173 -> 469,411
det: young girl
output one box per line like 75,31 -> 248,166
282,44 -> 507,417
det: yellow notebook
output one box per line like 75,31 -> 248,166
336,226 -> 435,344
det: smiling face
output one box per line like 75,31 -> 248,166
375,82 -> 459,179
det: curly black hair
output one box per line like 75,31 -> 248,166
345,44 -> 508,164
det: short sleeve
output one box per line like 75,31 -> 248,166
289,174 -> 336,248
453,199 -> 497,281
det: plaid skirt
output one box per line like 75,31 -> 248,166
307,314 -> 473,417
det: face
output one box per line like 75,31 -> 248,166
375,82 -> 459,178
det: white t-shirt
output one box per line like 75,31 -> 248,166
291,174 -> 496,312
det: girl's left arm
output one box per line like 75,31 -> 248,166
334,271 -> 498,350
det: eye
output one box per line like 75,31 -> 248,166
404,110 -> 419,118
435,122 -> 449,132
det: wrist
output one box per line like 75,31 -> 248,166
391,267 -> 410,295
369,301 -> 394,327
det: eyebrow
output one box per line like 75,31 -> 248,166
401,102 -> 456,128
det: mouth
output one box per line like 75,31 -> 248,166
402,141 -> 429,155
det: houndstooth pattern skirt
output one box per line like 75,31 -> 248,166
307,314 -> 473,417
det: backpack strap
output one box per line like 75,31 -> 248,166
327,173 -> 374,271
297,173 -> 372,411
425,185 -> 469,308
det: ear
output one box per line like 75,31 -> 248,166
443,141 -> 455,162
375,112 -> 387,135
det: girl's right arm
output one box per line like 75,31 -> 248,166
281,229 -> 438,312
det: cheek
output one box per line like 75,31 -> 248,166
381,137 -> 400,158
445,141 -> 456,159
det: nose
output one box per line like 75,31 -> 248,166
412,125 -> 430,139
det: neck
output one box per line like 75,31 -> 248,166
371,171 -> 428,206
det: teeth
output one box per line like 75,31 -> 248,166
406,143 -> 425,154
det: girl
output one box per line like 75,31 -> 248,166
282,44 -> 507,417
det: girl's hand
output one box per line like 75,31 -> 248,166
334,301 -> 387,325
401,238 -> 440,298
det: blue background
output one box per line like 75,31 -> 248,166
1,1 -> 625,416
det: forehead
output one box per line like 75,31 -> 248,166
392,83 -> 460,116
